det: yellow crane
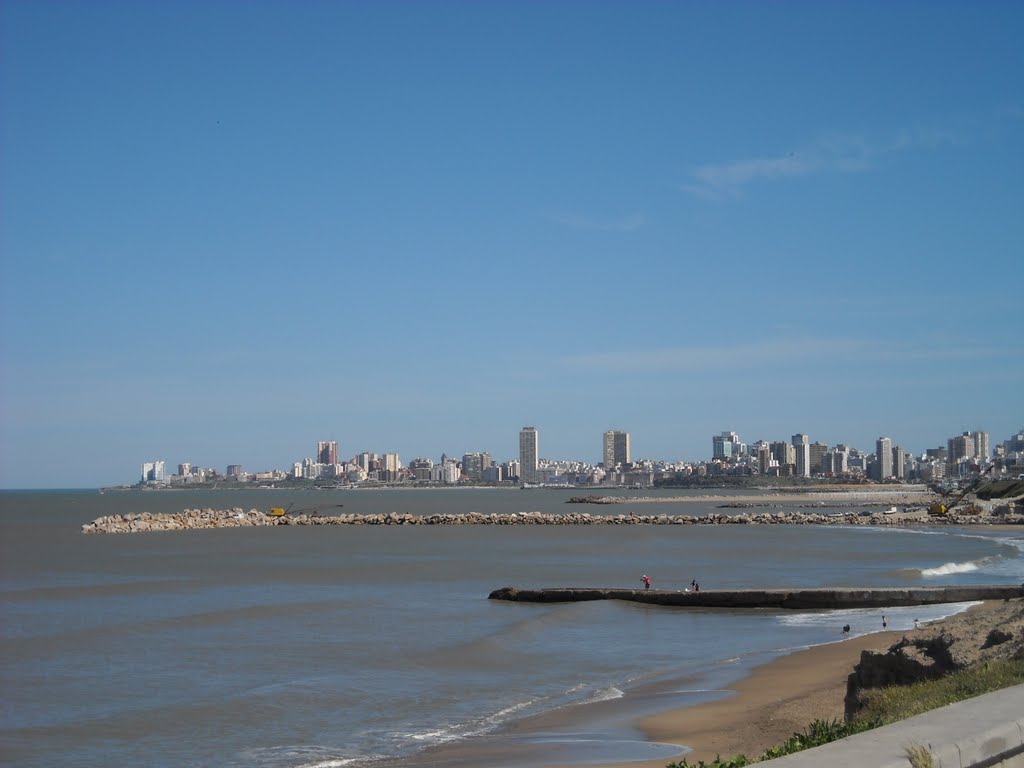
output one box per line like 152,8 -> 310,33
267,503 -> 343,517
929,465 -> 993,516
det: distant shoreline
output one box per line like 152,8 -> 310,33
97,483 -> 934,494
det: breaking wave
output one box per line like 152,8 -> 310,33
920,561 -> 981,577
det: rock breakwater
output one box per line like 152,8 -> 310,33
487,585 -> 1024,609
81,506 -> 1024,533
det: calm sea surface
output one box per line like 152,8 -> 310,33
2,488 -> 1022,768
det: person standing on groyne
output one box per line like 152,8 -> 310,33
642,574 -> 651,590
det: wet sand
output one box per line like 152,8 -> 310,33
593,599 -> 1020,768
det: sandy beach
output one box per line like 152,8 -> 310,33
594,599 -> 1022,768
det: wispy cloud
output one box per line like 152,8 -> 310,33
681,118 -> 980,200
682,135 -> 876,200
547,212 -> 647,233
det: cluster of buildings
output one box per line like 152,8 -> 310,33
706,429 -> 1007,485
139,427 -> 1024,489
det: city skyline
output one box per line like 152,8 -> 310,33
2,2 -> 1022,488
132,423 -> 1019,489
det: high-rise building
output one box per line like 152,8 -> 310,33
1002,429 -> 1024,454
462,452 -> 488,481
141,460 -> 166,484
947,433 -> 975,467
355,452 -> 376,472
971,431 -> 990,461
892,445 -> 905,481
809,442 -> 828,476
792,434 -> 810,478
875,437 -> 893,481
823,448 -> 848,475
713,431 -> 742,460
317,440 -> 338,466
770,441 -> 795,467
519,426 -> 539,484
755,442 -> 772,475
603,430 -> 631,468
409,457 -> 433,482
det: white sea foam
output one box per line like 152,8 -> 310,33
243,745 -> 368,768
486,695 -> 545,723
587,685 -> 624,703
777,601 -> 980,637
920,560 -> 981,576
406,728 -> 459,743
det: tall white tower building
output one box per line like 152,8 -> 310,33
519,427 -> 539,484
792,434 -> 810,478
876,437 -> 893,481
971,431 -> 990,461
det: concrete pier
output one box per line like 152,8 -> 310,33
488,585 -> 1024,609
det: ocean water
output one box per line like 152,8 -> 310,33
2,488 -> 1022,768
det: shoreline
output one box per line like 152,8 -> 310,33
591,599 -> 1017,768
598,631 -> 903,768
386,600 -> 1019,768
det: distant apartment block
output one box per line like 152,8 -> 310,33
875,437 -> 893,481
519,427 -> 539,484
792,434 -> 810,478
603,430 -> 631,468
713,431 -> 743,460
317,440 -> 338,466
141,460 -> 166,484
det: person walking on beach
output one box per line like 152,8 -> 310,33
642,574 -> 651,590
882,615 -> 887,629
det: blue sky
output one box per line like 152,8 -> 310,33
1,1 -> 1022,488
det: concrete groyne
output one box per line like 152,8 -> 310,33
81,506 -> 1024,533
487,585 -> 1024,609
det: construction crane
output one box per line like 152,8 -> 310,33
929,465 -> 994,516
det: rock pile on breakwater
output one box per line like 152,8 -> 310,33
81,506 -> 1024,533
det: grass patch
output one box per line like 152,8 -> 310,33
906,743 -> 936,768
855,658 -> 1024,724
665,718 -> 879,767
666,659 -> 1024,767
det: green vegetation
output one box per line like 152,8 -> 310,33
666,659 -> 1024,767
856,659 -> 1024,724
975,479 -> 1024,500
666,755 -> 750,768
757,718 -> 881,760
665,719 -> 879,767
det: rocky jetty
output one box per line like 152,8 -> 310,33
487,585 -> 1024,609
81,505 -> 1024,533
